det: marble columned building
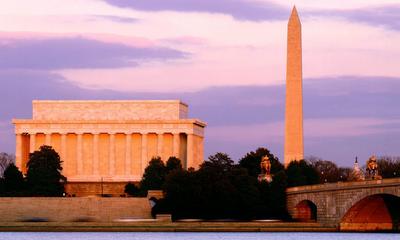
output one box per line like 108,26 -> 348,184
13,100 -> 206,195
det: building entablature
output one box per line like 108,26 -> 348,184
12,119 -> 206,137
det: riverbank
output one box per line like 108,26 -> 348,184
0,221 -> 336,232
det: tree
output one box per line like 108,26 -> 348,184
256,170 -> 289,220
201,152 -> 234,172
286,160 -> 319,187
158,151 -> 289,220
0,153 -> 14,178
26,145 -> 66,196
162,157 -> 262,220
0,179 -> 4,195
124,182 -> 142,197
377,156 -> 400,178
338,167 -> 353,181
140,157 -> 166,191
125,157 -> 182,197
238,148 -> 288,219
3,164 -> 24,194
161,169 -> 202,219
308,156 -> 340,183
166,156 -> 183,173
126,156 -> 184,195
239,147 -> 283,177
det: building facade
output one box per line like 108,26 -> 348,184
13,100 -> 206,196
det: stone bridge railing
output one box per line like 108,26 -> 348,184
286,178 -> 400,227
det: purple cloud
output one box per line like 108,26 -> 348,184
0,71 -> 400,166
103,0 -> 288,21
0,37 -> 186,70
308,5 -> 400,31
88,15 -> 139,23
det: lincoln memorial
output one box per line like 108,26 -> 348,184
13,100 -> 206,196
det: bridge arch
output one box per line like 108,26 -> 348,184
340,193 -> 400,231
339,187 -> 400,221
287,179 -> 400,228
293,200 -> 317,222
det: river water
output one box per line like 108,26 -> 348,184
0,232 -> 398,240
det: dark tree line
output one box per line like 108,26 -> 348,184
1,142 -> 399,222
0,146 -> 66,197
0,153 -> 14,178
377,156 -> 400,178
140,150 -> 400,220
306,156 -> 400,183
125,156 -> 183,197
144,148 -> 321,220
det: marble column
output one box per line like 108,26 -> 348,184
125,133 -> 132,175
29,133 -> 36,153
15,133 -> 22,171
93,133 -> 99,175
109,133 -> 116,176
77,133 -> 83,175
187,133 -> 194,169
157,133 -> 164,159
60,133 -> 67,163
141,133 -> 148,172
173,133 -> 180,158
45,133 -> 52,146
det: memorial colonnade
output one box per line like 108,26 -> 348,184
13,100 -> 206,196
14,121 -> 204,182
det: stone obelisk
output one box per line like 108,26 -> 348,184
284,6 -> 304,166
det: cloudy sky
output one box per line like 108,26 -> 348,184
1,0 -> 399,166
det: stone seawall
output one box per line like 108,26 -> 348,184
0,197 -> 152,222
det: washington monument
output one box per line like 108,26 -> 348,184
284,6 -> 304,166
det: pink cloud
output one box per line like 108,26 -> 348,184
207,117 -> 400,144
0,31 -> 156,48
159,36 -> 207,45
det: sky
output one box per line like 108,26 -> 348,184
0,0 -> 400,166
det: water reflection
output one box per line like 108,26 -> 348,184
0,232 -> 399,240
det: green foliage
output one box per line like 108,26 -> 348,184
162,153 -> 263,220
162,169 -> 201,219
3,164 -> 24,193
26,145 -> 66,196
166,156 -> 183,172
195,153 -> 261,219
377,156 -> 400,178
285,160 -> 319,187
239,147 -> 283,177
139,156 -> 183,193
308,157 -> 340,183
140,157 -> 166,191
0,152 -> 14,178
306,156 -> 400,182
124,182 -> 142,197
202,152 -> 234,171
156,150 -> 289,220
254,170 -> 289,219
338,167 -> 352,181
0,179 -> 4,195
268,170 -> 289,218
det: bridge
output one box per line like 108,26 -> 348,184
286,178 -> 400,231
